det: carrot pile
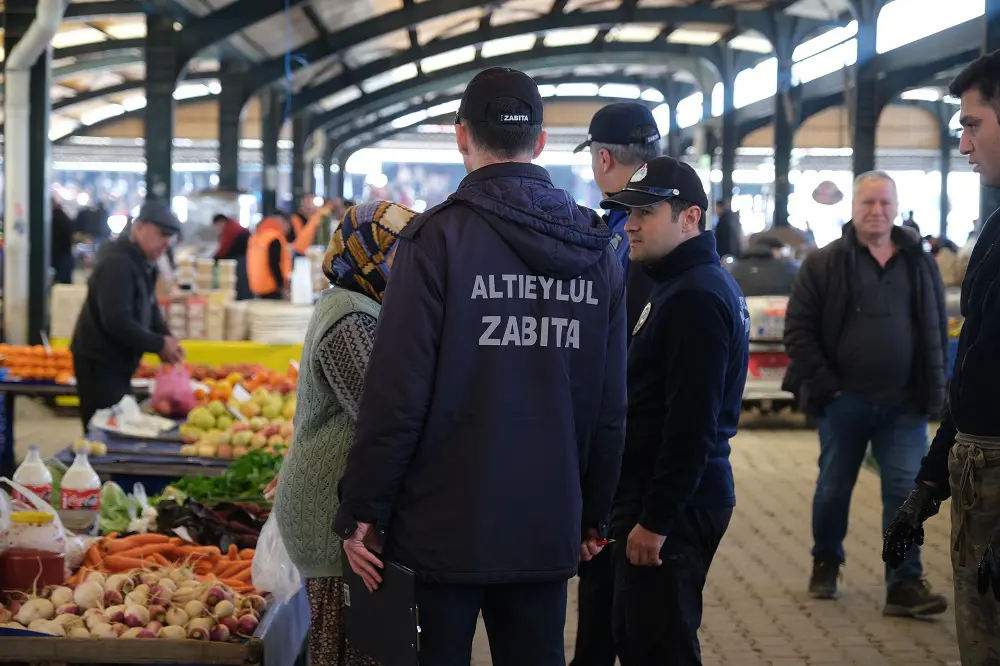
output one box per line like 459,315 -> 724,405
70,533 -> 260,595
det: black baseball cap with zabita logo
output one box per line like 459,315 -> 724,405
456,67 -> 544,126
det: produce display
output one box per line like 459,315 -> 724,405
178,390 -> 296,460
134,362 -> 298,404
1,548 -> 267,640
0,345 -> 74,383
164,450 -> 283,505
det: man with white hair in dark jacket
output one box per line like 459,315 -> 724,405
335,67 -> 627,665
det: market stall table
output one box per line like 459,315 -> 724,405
54,427 -> 230,496
0,585 -> 309,666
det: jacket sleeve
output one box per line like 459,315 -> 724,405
334,236 -> 444,535
150,297 -> 171,337
581,256 -> 627,537
917,399 -> 956,500
93,255 -> 165,354
783,253 -> 839,397
638,291 -> 730,537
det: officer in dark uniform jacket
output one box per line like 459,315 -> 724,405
334,67 -> 627,666
71,202 -> 185,429
601,157 -> 750,666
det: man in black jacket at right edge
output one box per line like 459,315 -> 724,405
885,51 -> 1000,663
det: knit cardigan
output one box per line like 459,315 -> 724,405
273,287 -> 380,579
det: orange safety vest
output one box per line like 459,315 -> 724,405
290,204 -> 331,255
247,218 -> 293,295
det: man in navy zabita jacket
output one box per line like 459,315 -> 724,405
334,67 -> 627,665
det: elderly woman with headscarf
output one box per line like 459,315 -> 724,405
269,201 -> 417,666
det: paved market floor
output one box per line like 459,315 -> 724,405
15,400 -> 961,665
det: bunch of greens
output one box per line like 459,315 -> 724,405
165,450 -> 283,505
98,482 -> 132,534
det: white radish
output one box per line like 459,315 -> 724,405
105,574 -> 133,594
29,619 -> 66,636
0,609 -> 11,624
159,625 -> 187,639
183,600 -> 206,619
68,626 -> 91,638
120,627 -> 144,639
90,623 -> 117,638
213,600 -> 235,619
55,604 -> 81,616
0,622 -> 25,630
123,605 -> 149,628
104,590 -> 124,606
149,585 -> 173,606
125,590 -> 148,607
157,578 -> 178,594
165,607 -> 189,627
73,582 -> 104,610
49,587 -> 74,607
170,587 -> 199,605
84,571 -> 106,588
54,613 -> 84,629
16,599 -> 55,625
139,573 -> 160,587
187,617 -> 215,633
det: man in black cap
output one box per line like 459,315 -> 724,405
71,201 -> 186,429
571,102 -> 661,666
336,67 -> 627,665
602,157 -> 749,666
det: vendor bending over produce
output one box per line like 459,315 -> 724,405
71,201 -> 186,430
270,201 -> 417,666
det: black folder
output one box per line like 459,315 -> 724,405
343,561 -> 421,666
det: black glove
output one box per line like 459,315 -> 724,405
977,530 -> 1000,600
883,484 -> 941,568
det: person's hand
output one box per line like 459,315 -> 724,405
626,524 -> 666,566
580,528 -> 605,563
343,522 -> 384,592
978,530 -> 1000,600
263,476 -> 278,502
159,336 -> 185,364
883,484 -> 941,568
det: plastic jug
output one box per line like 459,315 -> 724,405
11,445 -> 52,506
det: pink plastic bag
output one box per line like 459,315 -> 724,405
151,364 -> 196,417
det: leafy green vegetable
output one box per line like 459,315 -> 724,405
99,481 -> 132,534
166,451 -> 282,505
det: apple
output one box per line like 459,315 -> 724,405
250,433 -> 267,450
267,434 -> 284,449
182,432 -> 199,444
278,422 -> 294,438
232,431 -> 253,448
231,421 -> 250,433
218,444 -> 234,459
233,446 -> 249,458
241,402 -> 262,418
249,417 -> 268,432
262,425 -> 279,438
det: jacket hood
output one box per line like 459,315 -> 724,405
449,162 -> 611,279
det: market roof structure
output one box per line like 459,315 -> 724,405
8,0 -> 854,141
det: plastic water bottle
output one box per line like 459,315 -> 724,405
12,445 -> 53,506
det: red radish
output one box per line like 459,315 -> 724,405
147,621 -> 164,633
150,585 -> 173,606
148,605 -> 167,623
188,626 -> 210,641
0,609 -> 11,624
8,601 -> 21,616
104,590 -> 124,606
104,606 -> 126,623
112,623 -> 127,636
237,608 -> 260,622
210,624 -> 231,642
165,607 -> 189,627
241,595 -> 267,614
124,605 -> 150,628
55,604 -> 81,616
121,627 -> 144,639
159,625 -> 187,639
237,614 -> 259,635
137,628 -> 160,639
219,616 -> 239,634
204,585 -> 230,607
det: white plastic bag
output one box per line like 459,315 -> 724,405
251,515 -> 302,603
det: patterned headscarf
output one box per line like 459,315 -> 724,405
322,201 -> 417,302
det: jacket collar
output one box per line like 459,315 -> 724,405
459,162 -> 552,189
842,220 -> 924,255
643,231 -> 719,282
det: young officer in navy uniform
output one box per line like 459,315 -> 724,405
571,101 -> 661,666
602,157 -> 750,666
334,67 -> 628,666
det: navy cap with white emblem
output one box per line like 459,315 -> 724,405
600,156 -> 709,211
